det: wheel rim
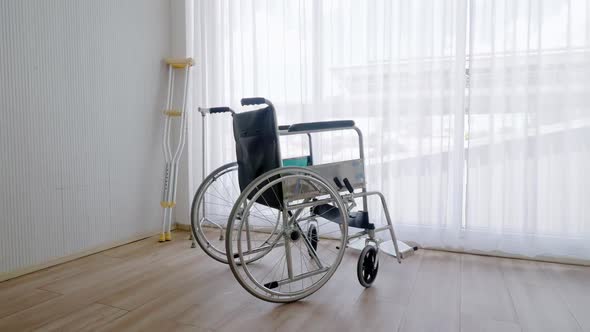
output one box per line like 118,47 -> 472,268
226,168 -> 348,302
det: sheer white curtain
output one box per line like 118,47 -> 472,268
191,0 -> 590,261
464,0 -> 590,261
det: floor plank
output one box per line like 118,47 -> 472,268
98,265 -> 231,331
40,238 -> 187,295
101,236 -> 160,259
1,230 -> 589,332
0,288 -> 61,319
398,250 -> 461,332
540,263 -> 590,331
96,251 -> 205,310
500,259 -> 582,332
33,303 -> 127,332
461,314 -> 522,332
460,254 -> 517,322
355,247 -> 423,306
0,236 -> 188,331
0,254 -> 121,294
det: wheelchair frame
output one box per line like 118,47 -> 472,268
278,120 -> 405,263
191,97 -> 417,302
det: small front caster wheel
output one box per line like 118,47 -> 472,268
357,245 -> 379,288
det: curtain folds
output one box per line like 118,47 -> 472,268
463,0 -> 590,261
192,0 -> 590,262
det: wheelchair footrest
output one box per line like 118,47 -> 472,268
313,204 -> 375,230
347,238 -> 418,260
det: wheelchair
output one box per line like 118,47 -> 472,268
191,97 -> 417,303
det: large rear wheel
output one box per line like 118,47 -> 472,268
226,167 -> 348,303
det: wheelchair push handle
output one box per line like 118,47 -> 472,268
198,106 -> 235,115
209,107 -> 233,114
241,97 -> 267,106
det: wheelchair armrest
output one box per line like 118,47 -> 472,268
278,125 -> 291,131
287,120 -> 355,133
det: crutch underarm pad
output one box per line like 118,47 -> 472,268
288,120 -> 355,132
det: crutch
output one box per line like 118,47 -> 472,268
160,57 -> 193,242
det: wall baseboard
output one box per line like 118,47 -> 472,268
175,223 -> 191,232
0,229 -> 165,283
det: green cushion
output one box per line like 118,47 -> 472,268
282,156 -> 311,167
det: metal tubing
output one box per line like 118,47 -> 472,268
194,112 -> 207,248
352,127 -> 368,212
347,230 -> 369,241
282,205 -> 294,280
350,191 -> 401,263
275,267 -> 330,286
285,197 -> 335,211
279,126 -> 367,211
239,241 -> 285,257
306,133 -> 314,165
245,213 -> 252,252
294,222 -> 324,268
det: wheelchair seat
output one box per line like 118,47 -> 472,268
313,204 -> 375,230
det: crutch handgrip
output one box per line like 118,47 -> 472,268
164,57 -> 194,68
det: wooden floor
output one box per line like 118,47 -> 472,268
1,230 -> 589,332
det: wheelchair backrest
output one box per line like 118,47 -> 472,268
232,105 -> 283,209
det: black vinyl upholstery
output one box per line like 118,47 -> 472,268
288,120 -> 355,132
313,204 -> 374,229
233,106 -> 283,209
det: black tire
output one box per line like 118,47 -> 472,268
307,223 -> 318,256
357,245 -> 379,288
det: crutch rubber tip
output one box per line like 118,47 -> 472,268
165,232 -> 172,241
158,233 -> 166,242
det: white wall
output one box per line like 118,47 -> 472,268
0,0 -> 172,276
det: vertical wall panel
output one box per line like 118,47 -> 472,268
0,0 -> 171,274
